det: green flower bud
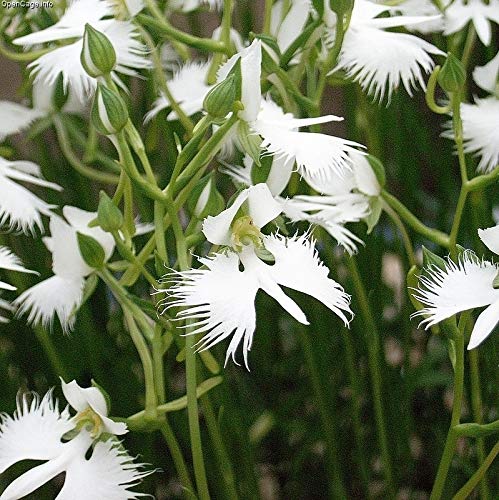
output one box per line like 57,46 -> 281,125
328,0 -> 354,14
53,73 -> 69,111
77,232 -> 106,269
438,53 -> 466,93
187,174 -> 225,219
97,191 -> 124,232
237,121 -> 262,166
91,83 -> 129,135
203,74 -> 236,118
81,23 -> 116,78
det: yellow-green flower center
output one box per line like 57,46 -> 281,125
231,216 -> 263,252
74,407 -> 104,438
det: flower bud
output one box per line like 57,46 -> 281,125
237,121 -> 262,166
187,174 -> 225,219
203,74 -> 236,118
438,53 -> 466,93
328,0 -> 354,14
77,232 -> 106,269
97,191 -> 124,232
91,83 -> 129,135
52,73 -> 69,111
81,23 -> 116,78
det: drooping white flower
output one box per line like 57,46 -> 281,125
413,225 -> 499,349
145,61 -> 213,122
161,184 -> 352,368
444,0 -> 499,46
444,51 -> 499,173
0,384 -> 149,500
324,0 -> 444,101
14,206 -> 115,332
217,40 -> 364,178
0,157 -> 62,233
14,0 -> 150,101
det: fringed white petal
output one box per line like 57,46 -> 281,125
0,246 -> 36,278
335,26 -> 443,102
0,161 -> 57,234
478,224 -> 499,255
263,233 -> 353,324
0,390 -> 72,474
161,251 -> 259,368
145,61 -> 212,122
56,439 -> 151,500
460,98 -> 499,173
413,253 -> 499,328
0,101 -> 44,141
13,0 -> 112,45
14,275 -> 86,332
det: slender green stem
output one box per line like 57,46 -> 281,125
159,420 -> 198,499
53,116 -> 120,184
452,441 -> 499,500
207,0 -> 234,84
381,190 -> 450,248
263,0 -> 273,34
430,325 -> 465,500
461,25 -> 476,73
426,67 -> 452,115
346,257 -> 396,498
0,41 -> 52,61
466,166 -> 499,191
298,326 -> 347,499
201,395 -> 240,500
468,349 -> 490,500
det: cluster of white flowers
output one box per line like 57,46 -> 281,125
0,0 -> 498,496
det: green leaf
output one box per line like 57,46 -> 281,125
77,232 -> 105,269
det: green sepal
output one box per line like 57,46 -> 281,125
97,191 -> 124,232
237,121 -> 262,166
91,83 -> 129,136
366,154 -> 386,189
493,271 -> 499,289
203,74 -> 236,118
251,155 -> 273,185
438,52 -> 466,93
328,0 -> 354,14
77,232 -> 105,269
447,337 -> 457,371
53,72 -> 69,111
91,379 -> 112,414
365,196 -> 383,234
251,32 -> 281,60
187,173 -> 225,219
406,264 -> 424,313
422,246 -> 447,270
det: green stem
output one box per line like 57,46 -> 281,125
0,41 -> 52,61
53,116 -> 120,184
263,0 -> 273,34
461,25 -> 476,73
430,325 -> 465,500
381,190 -> 450,248
468,349 -> 490,500
347,257 -> 396,498
298,326 -> 347,499
452,441 -> 499,500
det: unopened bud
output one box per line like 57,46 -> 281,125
203,74 -> 236,118
53,73 -> 69,111
77,232 -> 106,269
91,83 -> 129,135
81,23 -> 116,78
328,0 -> 353,14
97,191 -> 124,232
438,53 -> 466,93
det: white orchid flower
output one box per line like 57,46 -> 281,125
224,150 -> 381,254
217,40 -> 364,179
413,224 -> 499,350
0,157 -> 62,234
324,0 -> 444,102
145,61 -> 213,122
0,383 -> 148,500
14,206 -> 115,332
161,183 -> 352,368
444,51 -> 499,173
443,0 -> 499,46
13,0 -> 150,101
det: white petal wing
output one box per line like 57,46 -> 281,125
336,27 -> 443,102
478,225 -> 499,255
0,246 -> 35,276
472,50 -> 499,93
0,391 -> 72,474
14,275 -> 86,332
0,101 -> 44,140
263,234 -> 353,324
163,251 -> 259,367
468,299 -> 499,349
413,254 -> 499,328
56,439 -> 150,500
